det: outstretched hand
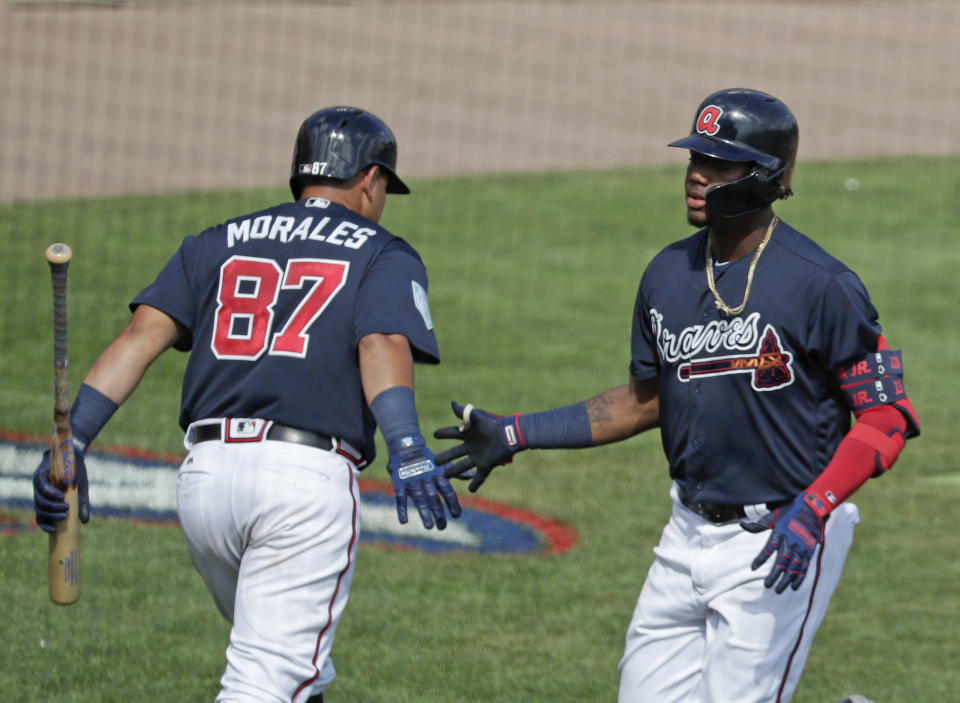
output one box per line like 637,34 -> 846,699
433,401 -> 524,492
387,436 -> 461,530
740,491 -> 827,594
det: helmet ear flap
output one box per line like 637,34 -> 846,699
705,163 -> 787,218
778,161 -> 795,199
758,162 -> 789,201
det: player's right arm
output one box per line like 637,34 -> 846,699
584,375 -> 660,445
33,304 -> 183,530
434,375 -> 659,492
83,304 -> 184,405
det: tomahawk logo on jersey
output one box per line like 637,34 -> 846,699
675,326 -> 794,391
650,309 -> 795,391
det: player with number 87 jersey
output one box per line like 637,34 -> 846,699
141,185 -> 432,466
31,106 -> 461,702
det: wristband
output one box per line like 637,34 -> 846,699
370,386 -> 421,448
519,401 -> 593,449
70,383 -> 119,454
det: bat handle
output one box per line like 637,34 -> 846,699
46,243 -> 72,369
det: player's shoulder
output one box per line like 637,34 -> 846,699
646,229 -> 704,271
663,229 -> 704,254
379,234 -> 423,262
769,220 -> 852,277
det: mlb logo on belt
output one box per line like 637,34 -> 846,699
226,418 -> 269,442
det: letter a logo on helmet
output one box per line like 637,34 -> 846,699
696,105 -> 724,136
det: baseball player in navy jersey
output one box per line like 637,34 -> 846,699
434,88 -> 920,702
32,106 -> 462,702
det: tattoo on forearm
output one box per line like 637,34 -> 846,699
585,394 -> 615,428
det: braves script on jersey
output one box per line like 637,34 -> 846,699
630,219 -> 879,505
133,196 -> 439,464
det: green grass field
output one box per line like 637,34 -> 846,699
1,156 -> 958,702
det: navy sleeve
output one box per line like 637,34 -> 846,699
629,269 -> 660,381
354,238 -> 440,364
808,270 -> 881,370
129,236 -> 198,351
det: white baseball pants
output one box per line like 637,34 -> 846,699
618,483 -> 859,703
177,437 -> 361,703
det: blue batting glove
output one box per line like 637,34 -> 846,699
387,435 -> 462,530
741,491 -> 827,594
433,401 -> 524,492
33,445 -> 89,534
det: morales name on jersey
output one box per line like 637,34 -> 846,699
226,198 -> 378,249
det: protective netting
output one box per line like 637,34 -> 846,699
3,0 -> 959,201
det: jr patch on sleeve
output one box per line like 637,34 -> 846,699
836,349 -> 907,412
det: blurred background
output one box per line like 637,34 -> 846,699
3,0 -> 959,201
2,3 -> 958,701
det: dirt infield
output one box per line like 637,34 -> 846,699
2,0 -> 959,202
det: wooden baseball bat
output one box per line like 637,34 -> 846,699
46,243 -> 80,605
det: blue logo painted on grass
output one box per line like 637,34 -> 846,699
0,433 -> 577,555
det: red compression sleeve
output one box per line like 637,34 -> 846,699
805,403 -> 908,518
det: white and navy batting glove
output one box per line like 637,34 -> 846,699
387,435 -> 461,530
434,401 -> 525,493
741,491 -> 828,594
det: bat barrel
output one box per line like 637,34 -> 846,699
49,479 -> 80,605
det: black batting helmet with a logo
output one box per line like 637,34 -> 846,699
669,88 -> 799,218
290,106 -> 410,200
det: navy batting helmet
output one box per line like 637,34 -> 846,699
290,106 -> 410,200
669,88 -> 798,218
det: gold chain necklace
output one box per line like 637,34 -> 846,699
705,216 -> 778,316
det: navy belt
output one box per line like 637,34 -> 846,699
193,422 -> 334,451
677,485 -> 789,524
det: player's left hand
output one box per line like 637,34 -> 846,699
387,436 -> 462,530
740,491 -> 826,594
32,446 -> 90,534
